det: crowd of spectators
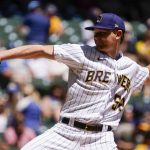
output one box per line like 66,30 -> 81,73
0,0 -> 150,150
1,0 -> 150,22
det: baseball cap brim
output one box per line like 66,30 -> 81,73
85,25 -> 115,31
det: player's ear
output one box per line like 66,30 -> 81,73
115,30 -> 123,41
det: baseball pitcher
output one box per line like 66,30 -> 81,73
0,13 -> 150,150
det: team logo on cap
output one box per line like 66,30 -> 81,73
97,15 -> 102,23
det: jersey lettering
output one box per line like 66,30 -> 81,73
117,74 -> 130,91
112,75 -> 131,111
85,71 -> 95,82
112,94 -> 125,111
85,70 -> 111,83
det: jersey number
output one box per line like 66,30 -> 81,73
112,94 -> 125,111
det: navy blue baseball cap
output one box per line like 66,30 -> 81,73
85,13 -> 125,32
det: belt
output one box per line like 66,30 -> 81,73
61,117 -> 112,132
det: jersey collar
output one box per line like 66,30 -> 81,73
115,51 -> 123,60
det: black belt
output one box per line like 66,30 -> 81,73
61,117 -> 112,132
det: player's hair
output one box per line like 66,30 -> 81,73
120,32 -> 124,43
120,31 -> 125,43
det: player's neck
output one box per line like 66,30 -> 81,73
107,49 -> 119,59
96,46 -> 120,59
108,42 -> 121,59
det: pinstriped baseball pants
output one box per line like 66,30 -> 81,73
21,123 -> 117,150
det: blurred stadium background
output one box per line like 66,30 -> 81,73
0,0 -> 150,150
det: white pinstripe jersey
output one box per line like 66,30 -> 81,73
54,44 -> 149,129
